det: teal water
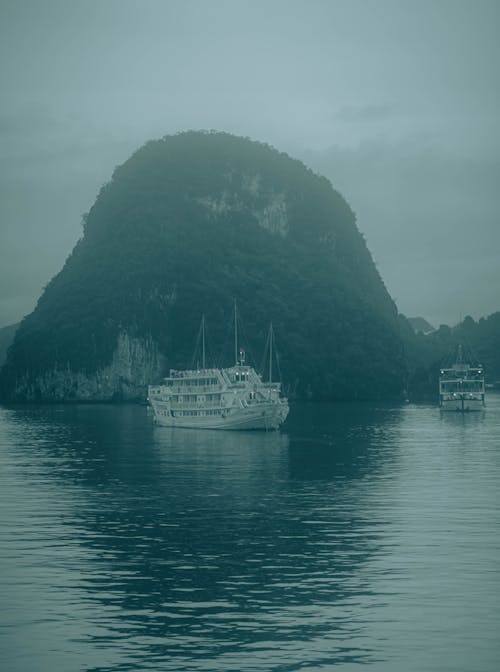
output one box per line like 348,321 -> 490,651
1,396 -> 499,671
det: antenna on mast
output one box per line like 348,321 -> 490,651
201,314 -> 206,369
269,322 -> 273,383
234,299 -> 238,365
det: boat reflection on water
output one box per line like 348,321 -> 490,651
3,397 -> 499,671
0,402 -> 395,669
151,420 -> 291,494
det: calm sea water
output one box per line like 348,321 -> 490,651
1,396 -> 499,672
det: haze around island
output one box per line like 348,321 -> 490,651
1,0 -> 499,329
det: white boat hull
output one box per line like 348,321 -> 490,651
440,396 -> 484,412
151,402 -> 289,430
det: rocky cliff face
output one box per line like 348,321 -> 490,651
0,131 -> 406,402
8,333 -> 164,402
0,323 -> 18,369
197,176 -> 290,237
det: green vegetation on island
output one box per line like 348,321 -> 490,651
0,323 -> 19,369
0,131 -> 415,401
402,312 -> 500,398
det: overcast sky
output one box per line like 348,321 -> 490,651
1,0 -> 499,328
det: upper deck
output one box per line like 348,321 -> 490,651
439,364 -> 484,381
149,363 -> 283,396
439,363 -> 485,395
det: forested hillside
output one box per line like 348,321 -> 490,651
403,311 -> 500,398
0,131 -> 406,401
0,323 -> 18,369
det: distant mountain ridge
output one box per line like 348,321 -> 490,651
408,316 -> 435,335
402,311 -> 500,397
0,131 -> 406,402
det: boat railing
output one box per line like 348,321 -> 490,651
169,368 -> 220,377
169,401 -> 229,409
163,385 -> 224,394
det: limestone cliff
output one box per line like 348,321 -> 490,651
8,333 -> 164,402
0,131 -> 406,402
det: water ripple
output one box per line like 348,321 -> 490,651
1,399 -> 500,671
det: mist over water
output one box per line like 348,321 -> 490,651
1,1 -> 500,327
1,398 -> 499,671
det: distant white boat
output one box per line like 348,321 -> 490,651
148,310 -> 289,430
438,345 -> 485,412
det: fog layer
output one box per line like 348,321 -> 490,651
1,0 -> 499,327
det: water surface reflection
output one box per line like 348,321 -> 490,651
1,399 -> 499,671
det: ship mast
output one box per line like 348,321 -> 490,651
234,299 -> 238,365
202,314 -> 206,369
269,322 -> 273,383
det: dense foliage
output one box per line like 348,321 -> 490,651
0,131 -> 406,401
402,312 -> 500,399
0,323 -> 18,369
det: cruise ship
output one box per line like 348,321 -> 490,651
438,345 -> 485,412
148,316 -> 289,430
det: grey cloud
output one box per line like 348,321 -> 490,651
0,106 -> 60,139
0,0 -> 499,327
301,140 -> 500,326
335,104 -> 401,123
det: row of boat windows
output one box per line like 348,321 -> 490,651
157,409 -> 224,417
164,378 -> 219,387
440,382 -> 484,392
174,394 -> 221,402
231,372 -> 250,382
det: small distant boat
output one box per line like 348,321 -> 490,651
148,309 -> 289,430
438,345 -> 485,412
